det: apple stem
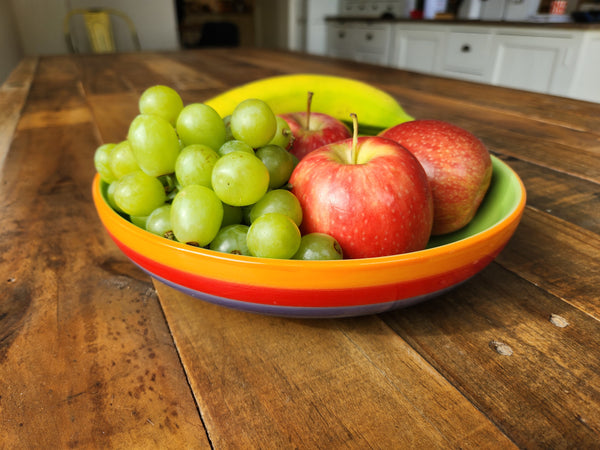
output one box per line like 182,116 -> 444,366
306,91 -> 313,130
350,113 -> 358,165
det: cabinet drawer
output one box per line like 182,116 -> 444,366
327,23 -> 392,64
328,24 -> 351,50
327,23 -> 391,55
443,32 -> 492,76
353,25 -> 391,52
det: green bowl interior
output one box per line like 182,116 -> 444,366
427,155 -> 522,248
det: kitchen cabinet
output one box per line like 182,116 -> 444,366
392,25 -> 445,73
441,30 -> 495,82
491,29 -> 582,96
326,19 -> 600,102
327,21 -> 393,64
569,32 -> 600,102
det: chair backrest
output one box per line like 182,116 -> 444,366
64,8 -> 141,53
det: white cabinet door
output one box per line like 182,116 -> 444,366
569,32 -> 600,103
327,22 -> 392,65
392,27 -> 445,74
327,22 -> 358,59
440,30 -> 494,82
491,31 -> 581,96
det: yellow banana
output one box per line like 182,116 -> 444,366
204,74 -> 413,133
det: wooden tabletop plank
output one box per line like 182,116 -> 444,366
385,85 -> 600,183
497,156 -> 600,234
174,49 -> 284,89
223,48 -> 600,134
373,67 -> 600,134
3,49 -> 599,447
0,58 -> 209,448
496,208 -> 600,317
154,282 -> 516,449
208,49 -> 600,183
0,57 -> 37,168
393,87 -> 600,156
86,93 -> 140,144
382,261 -> 600,449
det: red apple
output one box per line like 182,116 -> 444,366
279,92 -> 351,161
289,122 -> 433,259
379,120 -> 492,235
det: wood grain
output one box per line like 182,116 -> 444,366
2,48 -> 600,448
154,282 -> 516,449
0,56 -> 208,448
384,84 -> 600,183
225,47 -> 600,133
496,156 -> 600,234
0,57 -> 37,168
382,262 -> 600,449
496,208 -> 600,317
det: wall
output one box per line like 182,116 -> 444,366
65,0 -> 181,52
305,0 -> 339,55
10,0 -> 180,56
0,0 -> 24,84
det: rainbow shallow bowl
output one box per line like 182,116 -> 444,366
92,155 -> 526,318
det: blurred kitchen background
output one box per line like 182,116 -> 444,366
1,0 -> 598,102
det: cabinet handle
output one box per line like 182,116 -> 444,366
461,44 -> 471,53
366,33 -> 373,41
338,31 -> 345,39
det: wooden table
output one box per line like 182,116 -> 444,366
1,48 -> 599,449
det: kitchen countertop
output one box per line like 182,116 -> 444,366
1,48 -> 599,448
326,15 -> 600,29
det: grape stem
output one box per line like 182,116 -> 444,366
350,113 -> 358,165
306,91 -> 313,130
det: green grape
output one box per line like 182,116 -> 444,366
170,185 -> 223,246
230,98 -> 277,148
246,213 -> 301,259
110,140 -> 140,180
130,215 -> 148,229
268,116 -> 293,149
176,103 -> 226,151
211,151 -> 270,207
113,170 -> 167,217
293,233 -> 344,260
249,189 -> 302,226
175,144 -> 219,188
255,145 -> 295,189
222,203 -> 243,227
94,143 -> 117,183
146,204 -> 173,239
209,224 -> 250,255
138,85 -> 183,126
217,139 -> 254,157
223,115 -> 234,141
106,181 -> 124,214
128,114 -> 181,177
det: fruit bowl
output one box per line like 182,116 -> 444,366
92,155 -> 525,318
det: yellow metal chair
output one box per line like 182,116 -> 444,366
64,8 -> 141,53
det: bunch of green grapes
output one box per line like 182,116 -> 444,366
94,85 -> 343,260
